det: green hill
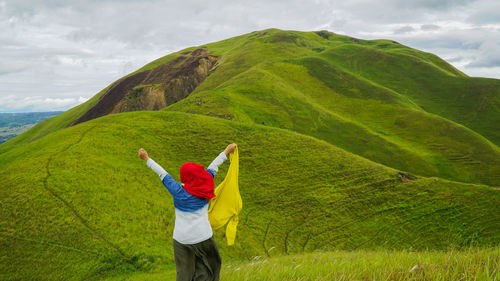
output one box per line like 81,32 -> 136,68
1,111 -> 499,280
165,29 -> 500,186
1,28 -> 500,280
3,29 -> 499,186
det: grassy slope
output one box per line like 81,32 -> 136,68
164,29 -> 500,186
3,29 -> 499,186
1,111 -> 499,280
1,28 -> 499,280
320,43 -> 500,146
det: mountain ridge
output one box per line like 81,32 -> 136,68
4,28 -> 498,185
1,28 -> 499,280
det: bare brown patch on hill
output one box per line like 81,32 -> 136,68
71,49 -> 219,126
398,172 -> 418,183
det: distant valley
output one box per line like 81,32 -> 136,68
0,112 -> 62,144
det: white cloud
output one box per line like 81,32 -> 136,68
0,95 -> 89,112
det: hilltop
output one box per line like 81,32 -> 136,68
3,29 -> 499,186
1,29 -> 499,280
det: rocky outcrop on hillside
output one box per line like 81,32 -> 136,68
71,48 -> 219,126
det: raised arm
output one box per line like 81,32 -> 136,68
138,148 -> 183,196
207,143 -> 236,177
146,158 -> 168,180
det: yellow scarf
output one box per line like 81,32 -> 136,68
208,145 -> 242,245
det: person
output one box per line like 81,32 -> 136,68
138,143 -> 237,281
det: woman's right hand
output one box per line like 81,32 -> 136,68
138,148 -> 149,161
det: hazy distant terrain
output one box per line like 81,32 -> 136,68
0,112 -> 62,144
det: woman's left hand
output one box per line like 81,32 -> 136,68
224,143 -> 237,155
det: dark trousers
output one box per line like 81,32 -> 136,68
173,237 -> 221,281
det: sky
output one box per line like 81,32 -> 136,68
1,0 -> 499,112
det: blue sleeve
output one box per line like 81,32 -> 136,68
207,169 -> 216,178
161,174 -> 184,196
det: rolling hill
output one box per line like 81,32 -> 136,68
1,111 -> 499,280
3,29 -> 499,186
1,28 -> 499,280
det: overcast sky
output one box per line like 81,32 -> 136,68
1,0 -> 499,112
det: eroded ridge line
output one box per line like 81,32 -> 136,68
41,125 -> 135,267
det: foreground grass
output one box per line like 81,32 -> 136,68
221,247 -> 500,281
111,247 -> 500,281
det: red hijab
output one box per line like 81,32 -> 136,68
180,162 -> 215,201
